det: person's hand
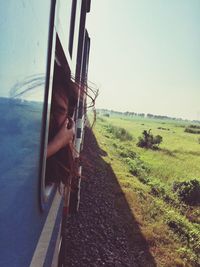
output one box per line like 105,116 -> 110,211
55,117 -> 75,148
47,118 -> 75,158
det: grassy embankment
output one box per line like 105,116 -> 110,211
91,113 -> 200,266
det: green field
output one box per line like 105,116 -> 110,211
91,112 -> 200,266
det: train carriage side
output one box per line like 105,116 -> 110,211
0,1 -> 91,266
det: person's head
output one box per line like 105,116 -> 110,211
51,85 -> 69,128
49,65 -> 78,135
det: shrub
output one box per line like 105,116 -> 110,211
125,159 -> 140,176
148,178 -> 167,197
119,150 -> 137,159
188,124 -> 200,129
125,157 -> 149,179
106,124 -> 133,141
184,127 -> 200,134
157,127 -> 170,131
173,179 -> 200,205
137,129 -> 163,149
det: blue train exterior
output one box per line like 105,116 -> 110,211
0,1 -> 91,266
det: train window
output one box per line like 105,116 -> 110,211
40,35 -> 77,208
69,0 -> 77,57
44,61 -> 71,188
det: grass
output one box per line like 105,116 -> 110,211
90,113 -> 200,266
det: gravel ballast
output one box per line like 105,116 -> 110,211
63,127 -> 157,267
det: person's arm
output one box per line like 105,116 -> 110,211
47,118 -> 75,158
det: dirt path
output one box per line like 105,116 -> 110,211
63,127 -> 157,267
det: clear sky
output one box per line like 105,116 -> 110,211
86,0 -> 200,120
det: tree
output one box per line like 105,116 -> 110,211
137,129 -> 163,149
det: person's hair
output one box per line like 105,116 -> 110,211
52,65 -> 78,117
46,63 -> 98,189
46,64 -> 78,189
